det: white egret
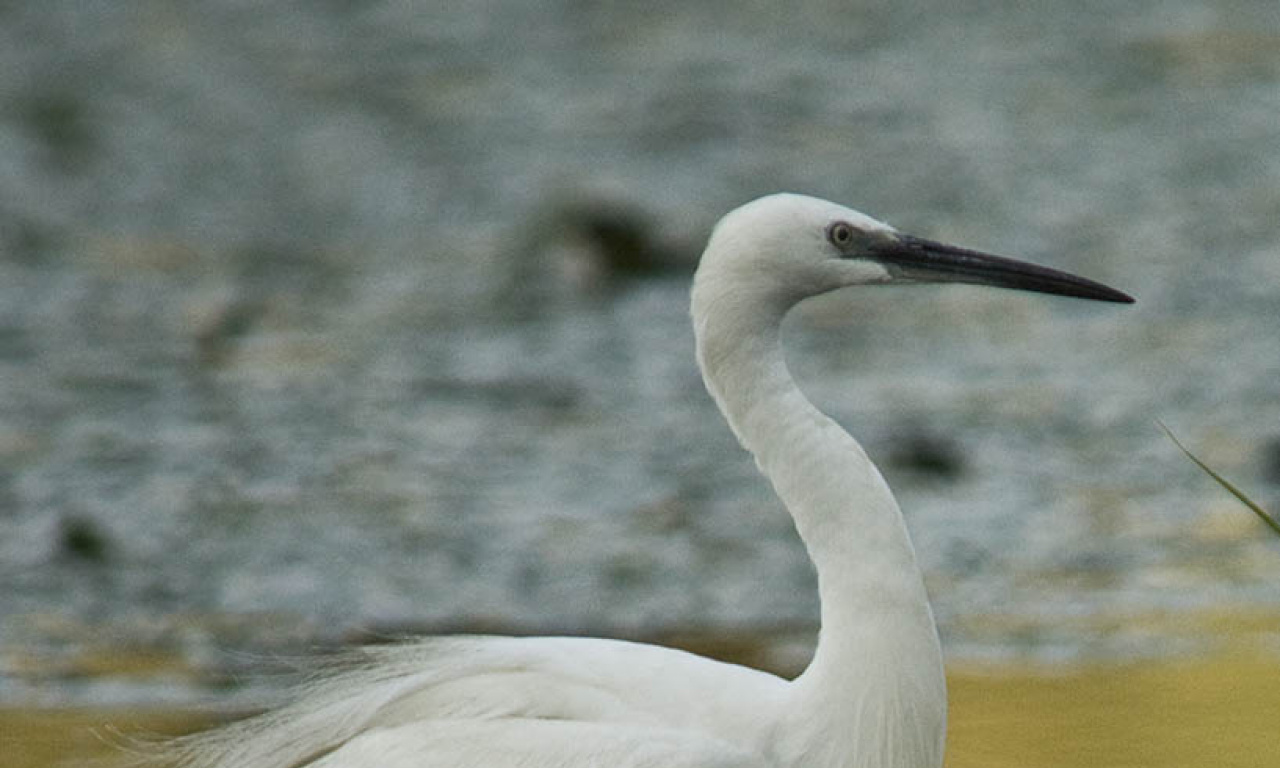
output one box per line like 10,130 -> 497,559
155,194 -> 1132,768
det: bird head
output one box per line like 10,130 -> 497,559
693,193 -> 1133,325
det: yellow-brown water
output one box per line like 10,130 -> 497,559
8,652 -> 1276,768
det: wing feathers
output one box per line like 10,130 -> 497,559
311,719 -> 770,768
144,636 -> 786,768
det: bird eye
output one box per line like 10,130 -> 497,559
826,221 -> 856,248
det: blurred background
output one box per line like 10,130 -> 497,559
1,2 -> 1278,766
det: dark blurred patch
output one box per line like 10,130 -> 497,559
1261,436 -> 1280,485
18,90 -> 97,170
194,299 -> 268,368
885,428 -> 967,482
500,195 -> 696,313
57,515 -> 110,563
546,200 -> 688,279
0,215 -> 60,264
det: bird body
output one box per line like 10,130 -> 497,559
172,636 -> 785,767
156,194 -> 1130,768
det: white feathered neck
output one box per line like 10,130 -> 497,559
691,194 -> 946,767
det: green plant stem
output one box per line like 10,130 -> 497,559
1159,421 -> 1280,538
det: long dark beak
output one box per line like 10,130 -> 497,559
871,235 -> 1134,304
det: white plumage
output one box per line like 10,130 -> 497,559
154,194 -> 1131,768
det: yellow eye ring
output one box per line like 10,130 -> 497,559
827,221 -> 855,248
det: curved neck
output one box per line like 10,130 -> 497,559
694,301 -> 946,768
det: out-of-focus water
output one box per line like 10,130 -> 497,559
1,2 -> 1279,705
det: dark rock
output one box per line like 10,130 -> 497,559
58,515 -> 110,563
886,429 -> 967,481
